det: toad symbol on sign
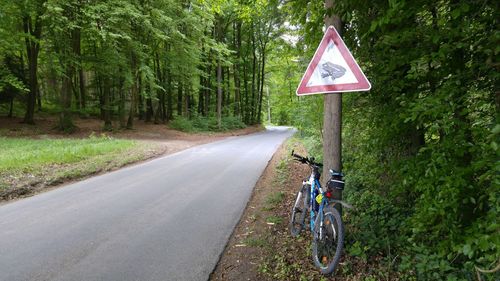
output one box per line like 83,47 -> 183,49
320,62 -> 346,81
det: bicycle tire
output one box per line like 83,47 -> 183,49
312,205 -> 344,275
289,184 -> 310,237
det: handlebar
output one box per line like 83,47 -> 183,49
291,150 -> 323,167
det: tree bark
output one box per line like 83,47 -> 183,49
59,64 -> 74,131
257,45 -> 266,124
205,58 -> 212,116
72,26 -> 83,110
127,54 -> 138,129
166,68 -> 173,121
138,75 -> 145,120
145,93 -> 154,122
22,15 -> 42,125
198,75 -> 204,115
242,57 -> 249,123
103,76 -> 112,130
216,16 -> 223,128
177,81 -> 183,116
217,60 -> 222,128
250,27 -> 257,124
183,86 -> 189,118
322,0 -> 343,214
118,75 -> 126,128
221,65 -> 225,109
233,21 -> 242,117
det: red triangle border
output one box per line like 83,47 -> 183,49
296,26 -> 371,96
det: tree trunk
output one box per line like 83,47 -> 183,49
205,62 -> 212,116
138,75 -> 145,120
177,81 -> 183,116
257,48 -> 266,124
250,28 -> 257,124
22,15 -> 42,125
221,64 -> 225,110
73,26 -> 86,110
322,0 -> 343,214
79,68 -> 86,109
118,75 -> 126,128
226,67 -> 231,108
97,74 -> 105,120
103,76 -> 112,130
233,21 -> 242,117
72,27 -> 82,110
59,65 -> 75,132
154,53 -> 164,124
166,69 -> 173,121
36,87 -> 42,111
127,54 -> 138,129
145,94 -> 154,122
254,58 -> 261,124
183,83 -> 189,118
9,97 -> 14,118
198,75 -> 204,115
242,57 -> 249,124
216,16 -> 223,128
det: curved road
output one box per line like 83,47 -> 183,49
0,126 -> 294,281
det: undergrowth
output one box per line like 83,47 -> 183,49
169,115 -> 246,132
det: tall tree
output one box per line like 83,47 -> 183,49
21,1 -> 46,124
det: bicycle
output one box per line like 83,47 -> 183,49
289,150 -> 350,275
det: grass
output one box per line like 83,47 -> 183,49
263,191 -> 285,211
0,136 -> 136,173
0,136 -> 160,196
243,237 -> 270,248
265,215 -> 283,225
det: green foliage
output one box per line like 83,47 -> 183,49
1,0 -> 279,129
269,0 -> 499,279
338,0 -> 498,279
169,115 -> 245,132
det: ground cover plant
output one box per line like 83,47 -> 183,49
169,115 -> 246,132
0,135 -> 159,200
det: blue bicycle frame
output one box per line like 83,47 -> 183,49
306,172 -> 328,232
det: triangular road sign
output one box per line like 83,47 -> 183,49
296,26 -> 371,96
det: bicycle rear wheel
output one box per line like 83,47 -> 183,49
312,206 -> 344,275
289,184 -> 310,237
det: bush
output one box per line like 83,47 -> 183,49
169,115 -> 247,132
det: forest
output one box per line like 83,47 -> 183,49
1,0 -> 498,280
0,0 -> 281,131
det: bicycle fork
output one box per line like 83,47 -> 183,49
293,190 -> 303,210
318,204 -> 324,240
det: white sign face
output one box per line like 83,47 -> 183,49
296,26 -> 371,96
306,40 -> 359,87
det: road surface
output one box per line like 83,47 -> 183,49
0,126 -> 294,281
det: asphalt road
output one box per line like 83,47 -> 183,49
0,126 -> 294,281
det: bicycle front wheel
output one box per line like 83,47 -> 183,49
289,184 -> 310,237
312,206 -> 344,275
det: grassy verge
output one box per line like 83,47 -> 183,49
0,135 -> 163,200
247,136 -> 400,280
